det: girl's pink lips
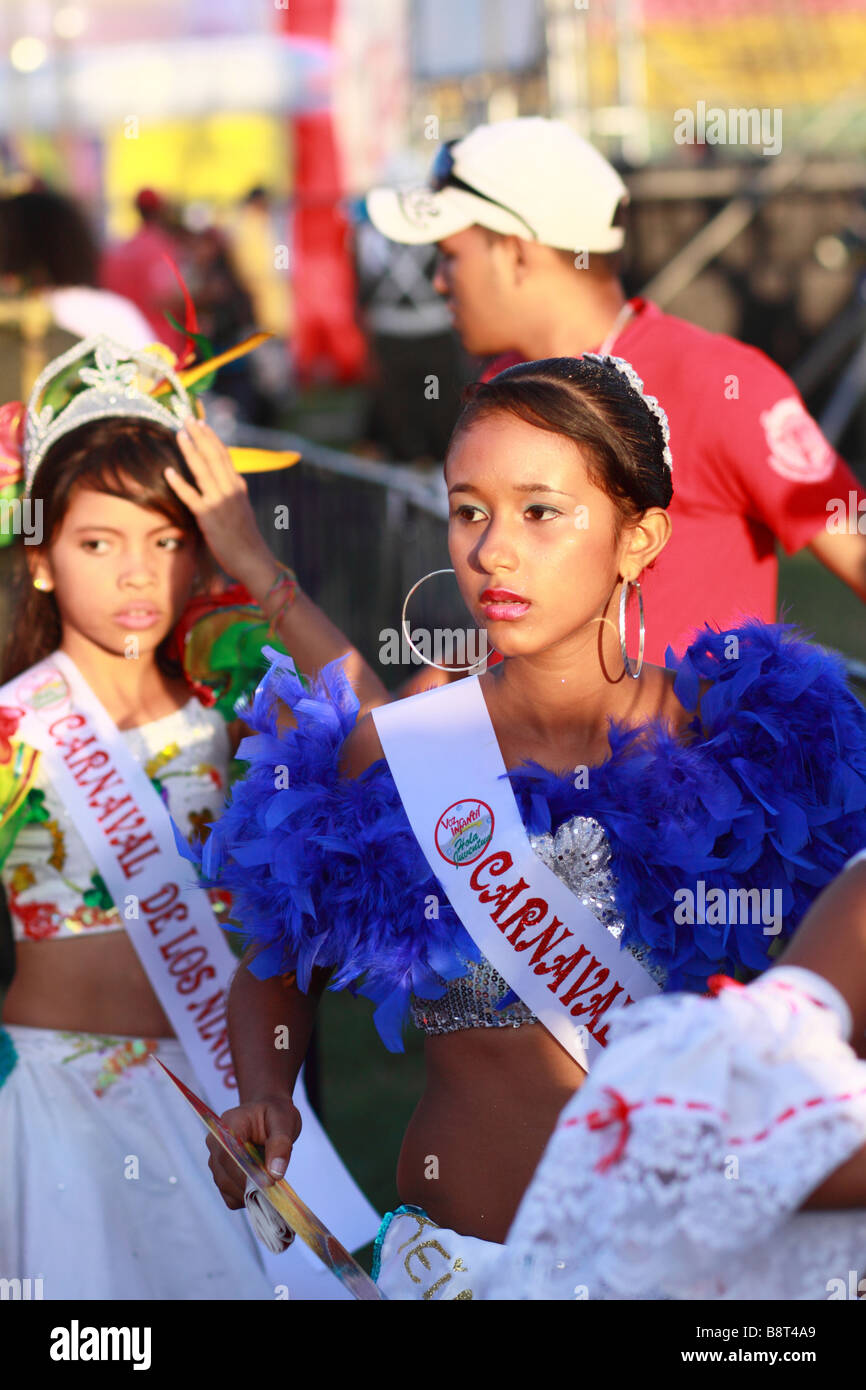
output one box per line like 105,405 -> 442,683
113,607 -> 162,630
479,588 -> 531,621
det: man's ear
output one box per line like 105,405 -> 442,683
510,235 -> 534,285
513,238 -> 564,288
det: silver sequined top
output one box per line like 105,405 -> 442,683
410,814 -> 663,1036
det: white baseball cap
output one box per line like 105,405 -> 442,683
367,118 -> 628,253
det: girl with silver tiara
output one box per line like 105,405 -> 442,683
195,354 -> 866,1299
0,333 -> 383,1298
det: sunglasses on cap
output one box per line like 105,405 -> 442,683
429,140 -> 538,241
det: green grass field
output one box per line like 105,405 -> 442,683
315,546 -> 866,1266
777,548 -> 866,665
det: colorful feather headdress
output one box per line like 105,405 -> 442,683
0,269 -> 300,534
18,332 -> 299,495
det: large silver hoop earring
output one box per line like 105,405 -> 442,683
401,567 -> 495,674
618,579 -> 645,680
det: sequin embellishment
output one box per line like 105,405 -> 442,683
411,814 -> 648,1035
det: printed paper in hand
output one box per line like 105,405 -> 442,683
154,1058 -> 385,1301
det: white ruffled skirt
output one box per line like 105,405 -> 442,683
479,966 -> 866,1300
0,1024 -> 272,1300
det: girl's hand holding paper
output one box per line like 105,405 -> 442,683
207,1094 -> 302,1211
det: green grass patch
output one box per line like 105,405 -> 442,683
315,987 -> 425,1270
778,547 -> 866,665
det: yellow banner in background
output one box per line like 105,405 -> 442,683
104,112 -> 291,238
557,10 -> 866,114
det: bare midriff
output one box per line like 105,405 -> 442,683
387,665 -> 699,1241
397,1024 -> 587,1244
3,935 -> 174,1038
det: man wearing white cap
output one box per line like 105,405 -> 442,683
368,117 -> 866,664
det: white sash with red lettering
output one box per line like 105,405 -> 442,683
372,676 -> 661,1070
0,651 -> 379,1295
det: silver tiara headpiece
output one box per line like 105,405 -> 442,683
583,352 -> 673,474
24,335 -> 194,495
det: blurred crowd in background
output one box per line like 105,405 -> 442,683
0,180 -> 293,424
0,0 -> 863,468
0,171 -> 474,460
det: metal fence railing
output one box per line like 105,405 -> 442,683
236,424 -> 456,690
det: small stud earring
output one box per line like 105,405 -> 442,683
33,577 -> 51,592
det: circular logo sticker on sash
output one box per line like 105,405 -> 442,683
435,799 -> 494,867
15,664 -> 70,713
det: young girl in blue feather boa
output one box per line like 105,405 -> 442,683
198,355 -> 866,1299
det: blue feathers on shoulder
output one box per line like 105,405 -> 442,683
191,624 -> 866,1050
194,649 -> 479,1050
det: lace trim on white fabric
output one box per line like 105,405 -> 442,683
482,968 -> 866,1300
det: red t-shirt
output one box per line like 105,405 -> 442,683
482,299 -> 863,665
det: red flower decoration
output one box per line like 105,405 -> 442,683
165,582 -> 255,706
11,892 -> 60,941
0,705 -> 24,763
0,403 -> 25,486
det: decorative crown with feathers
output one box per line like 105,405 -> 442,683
23,337 -> 195,493
0,274 -> 299,539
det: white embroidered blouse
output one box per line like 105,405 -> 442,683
3,699 -> 230,942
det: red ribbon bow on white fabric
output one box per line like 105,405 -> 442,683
584,1086 -> 643,1173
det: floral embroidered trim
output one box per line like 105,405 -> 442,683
58,1032 -> 159,1096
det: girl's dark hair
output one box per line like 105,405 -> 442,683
2,418 -> 208,682
448,356 -> 673,523
0,190 -> 99,288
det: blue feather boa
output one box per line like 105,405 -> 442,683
188,622 -> 866,1051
